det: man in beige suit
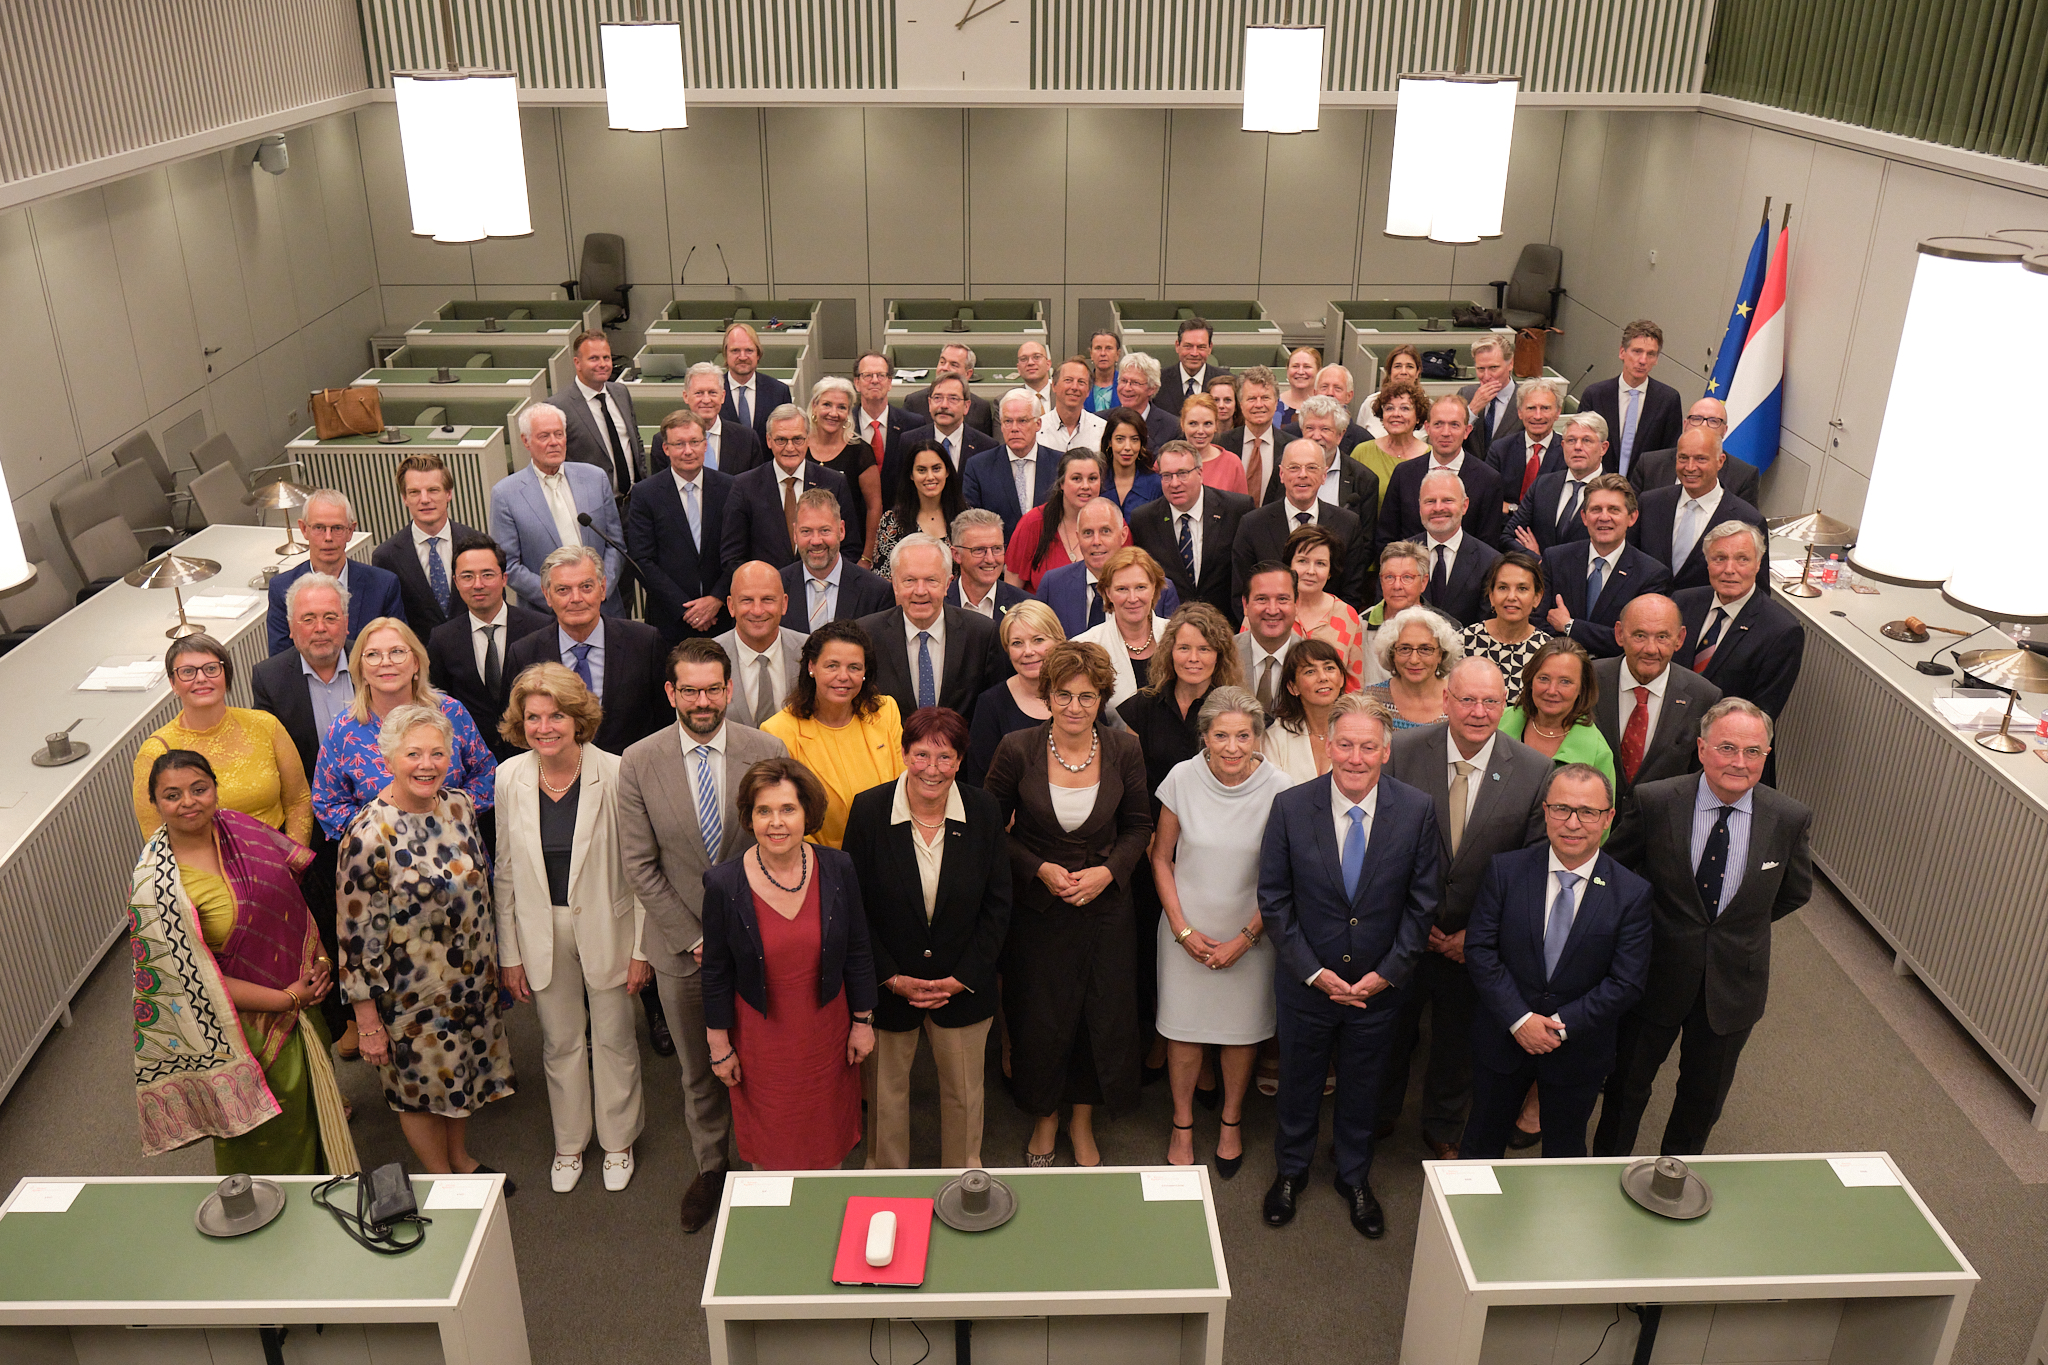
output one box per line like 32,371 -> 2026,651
617,636 -> 788,1231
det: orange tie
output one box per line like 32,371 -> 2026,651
1245,435 -> 1264,506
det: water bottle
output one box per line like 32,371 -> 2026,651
1819,554 -> 1843,590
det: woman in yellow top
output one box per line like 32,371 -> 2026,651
762,620 -> 904,849
132,634 -> 312,844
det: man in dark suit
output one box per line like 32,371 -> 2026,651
903,375 -> 1000,484
901,341 -> 996,437
1216,364 -> 1293,507
503,545 -> 672,756
777,488 -> 892,634
1412,467 -> 1502,628
1233,439 -> 1372,608
370,454 -> 479,637
628,412 -> 734,645
1582,319 -> 1684,477
1502,411 -> 1605,557
1458,335 -> 1523,463
1673,522 -> 1804,724
1379,660 -> 1549,1159
1593,698 -> 1814,1156
1129,442 -> 1252,627
1380,394 -> 1506,549
857,534 -> 1003,723
718,408 -> 860,570
547,329 -> 646,493
1630,430 -> 1767,592
1462,763 -> 1654,1158
944,509 -> 1029,631
682,363 -> 765,476
1040,499 -> 1181,637
265,489 -> 406,655
1117,353 -> 1183,449
720,322 -> 793,442
1540,474 -> 1671,658
1259,694 -> 1441,1240
426,535 -> 554,762
1594,594 -> 1721,858
1163,316 -> 1230,408
1483,378 -> 1567,513
960,389 -> 1060,539
1629,398 -> 1762,507
854,350 -> 921,505
1275,397 -> 1382,535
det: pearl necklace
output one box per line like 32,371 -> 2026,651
539,755 -> 582,796
1049,727 -> 1099,773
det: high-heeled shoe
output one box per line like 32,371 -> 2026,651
1214,1119 -> 1243,1180
1168,1121 -> 1194,1167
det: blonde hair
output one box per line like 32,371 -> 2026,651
500,662 -> 605,748
348,617 -> 438,723
1000,599 -> 1066,651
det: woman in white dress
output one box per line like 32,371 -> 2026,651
1152,686 -> 1291,1178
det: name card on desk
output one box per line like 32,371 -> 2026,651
1437,1166 -> 1503,1196
179,594 -> 265,621
1828,1157 -> 1900,1188
1140,1170 -> 1203,1201
730,1176 -> 794,1207
422,1178 -> 493,1210
79,660 -> 164,691
9,1182 -> 83,1213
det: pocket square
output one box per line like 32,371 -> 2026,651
1762,860 -> 1780,870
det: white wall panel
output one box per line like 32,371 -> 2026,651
1778,144 -> 1882,453
102,170 -> 208,412
274,128 -> 342,324
1066,111 -> 1166,287
764,109 -> 870,286
31,189 -> 147,455
1259,113 -> 1368,288
967,110 -> 1067,290
225,160 -> 302,351
308,113 -> 378,299
167,153 -> 258,380
561,108 -> 673,291
0,209 -> 85,498
1164,113 -> 1267,287
865,110 -> 965,286
664,110 -> 772,288
1355,112 -> 1464,292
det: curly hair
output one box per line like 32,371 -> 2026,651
500,661 -> 604,748
786,620 -> 883,721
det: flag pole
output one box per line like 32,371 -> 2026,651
1781,203 -> 1792,233
1761,196 -> 1772,229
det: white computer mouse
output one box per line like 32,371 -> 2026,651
865,1210 -> 897,1267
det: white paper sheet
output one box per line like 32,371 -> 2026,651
1139,1170 -> 1204,1201
421,1177 -> 493,1209
1828,1157 -> 1899,1188
10,1182 -> 84,1212
729,1175 -> 794,1207
79,661 -> 165,691
1436,1166 -> 1503,1195
179,594 -> 265,620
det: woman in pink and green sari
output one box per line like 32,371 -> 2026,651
128,749 -> 357,1175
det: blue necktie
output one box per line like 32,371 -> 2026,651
1176,512 -> 1195,579
1087,586 -> 1105,629
915,631 -> 935,710
683,479 -> 701,547
1620,387 -> 1641,473
1696,805 -> 1733,917
569,642 -> 594,688
1585,555 -> 1607,615
426,535 -> 448,608
1341,805 -> 1367,902
1544,871 -> 1581,977
694,745 -> 722,856
733,381 -> 752,429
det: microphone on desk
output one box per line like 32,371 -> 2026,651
678,244 -> 697,285
577,511 -> 652,584
1567,361 -> 1596,397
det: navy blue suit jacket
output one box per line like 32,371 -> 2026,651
721,373 -> 794,442
1463,844 -> 1653,1081
960,443 -> 1061,539
1037,561 -> 1181,640
1258,773 -> 1441,998
1629,486 -> 1766,592
266,558 -> 405,656
717,459 -> 860,570
1583,376 -> 1684,476
1379,455 -> 1506,550
1500,471 -> 1594,556
1541,542 -> 1671,658
1672,586 -> 1805,720
1485,430 -> 1566,506
1414,533 -> 1502,629
1141,404 -> 1181,449
625,467 -> 735,643
863,404 -> 925,506
700,847 -> 877,1028
778,558 -> 893,634
370,521 -> 480,637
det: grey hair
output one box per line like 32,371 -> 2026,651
795,486 -> 842,521
302,487 -> 353,521
1315,363 -> 1355,395
939,341 -> 978,370
1446,654 -> 1507,695
1378,540 -> 1432,572
684,361 -> 726,384
999,387 -> 1041,419
890,532 -> 953,577
950,507 -> 1004,541
1561,410 -> 1610,442
1701,520 -> 1767,560
1542,761 -> 1614,807
764,402 -> 809,434
542,544 -> 604,585
515,404 -> 564,440
1517,378 -> 1565,408
1075,495 -> 1125,530
1237,364 -> 1278,395
375,701 -> 455,766
1118,352 -> 1162,388
1700,695 -> 1775,745
1376,604 -> 1464,676
285,570 -> 350,616
1197,684 -> 1268,742
809,375 -> 856,408
1418,466 -> 1466,499
1471,334 -> 1515,362
1327,692 -> 1395,742
1296,394 -> 1352,435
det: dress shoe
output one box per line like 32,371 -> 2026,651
336,1019 -> 360,1061
1024,1146 -> 1058,1168
1507,1125 -> 1543,1149
1140,1062 -> 1167,1086
643,991 -> 676,1058
1333,1178 -> 1384,1239
679,1168 -> 727,1233
550,1153 -> 584,1193
1213,1119 -> 1243,1181
1262,1174 -> 1302,1227
602,1149 -> 635,1192
1426,1139 -> 1460,1161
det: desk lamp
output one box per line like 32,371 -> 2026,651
127,551 -> 221,640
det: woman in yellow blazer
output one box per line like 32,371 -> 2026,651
493,663 -> 651,1195
762,620 -> 906,849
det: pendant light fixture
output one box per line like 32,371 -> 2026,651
1384,0 -> 1518,243
1242,26 -> 1324,134
393,0 -> 532,243
601,1 -> 688,132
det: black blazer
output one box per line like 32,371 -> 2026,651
899,422 -> 999,480
718,459 -> 859,570
504,615 -> 672,756
1629,446 -> 1762,508
778,558 -> 893,634
1603,773 -> 1813,1034
426,603 -> 555,761
857,605 -> 1003,723
250,647 -> 325,782
903,387 -> 996,439
370,521 -> 479,638
1414,533 -> 1502,629
625,467 -> 735,644
1673,586 -> 1805,720
860,404 -> 923,506
1128,488 -> 1252,627
721,372 -> 794,442
1629,486 -> 1766,591
1260,452 -> 1381,540
1591,657 -> 1720,855
1583,376 -> 1684,475
700,846 -> 877,1027
1460,382 -> 1525,462
1232,499 -> 1372,609
842,780 -> 1012,1031
1484,430 -> 1566,506
1379,455 -> 1506,549
1500,471 -> 1595,555
1141,404 -> 1181,449
1163,362 -> 1230,409
1541,542 -> 1671,658
1387,722 -> 1549,933
549,382 -> 647,487
707,417 -> 767,478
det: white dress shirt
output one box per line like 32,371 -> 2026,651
1007,447 -> 1040,511
732,634 -> 789,718
903,611 -> 947,707
536,467 -> 583,550
728,374 -> 758,420
703,418 -> 724,471
1248,635 -> 1291,705
1318,454 -> 1345,506
1446,730 -> 1497,828
1510,848 -> 1596,1033
890,772 -> 966,921
558,619 -> 606,696
807,556 -> 845,627
411,520 -> 454,582
1554,473 -> 1593,528
1585,542 -> 1624,603
1240,427 -> 1277,483
1039,408 -> 1105,454
1672,483 -> 1726,567
1615,377 -> 1649,469
955,580 -> 999,620
1168,492 -> 1205,572
1315,781 -> 1382,984
929,424 -> 967,466
1619,659 -> 1671,745
1425,527 -> 1467,582
1698,584 -> 1755,646
671,467 -> 707,546
468,607 -> 509,678
1281,496 -> 1321,530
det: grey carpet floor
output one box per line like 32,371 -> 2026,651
2,873 -> 2043,1364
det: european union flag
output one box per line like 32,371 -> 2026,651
1708,221 -> 1770,401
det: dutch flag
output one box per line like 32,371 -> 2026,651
1723,221 -> 1789,471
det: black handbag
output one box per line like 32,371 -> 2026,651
1420,349 -> 1459,380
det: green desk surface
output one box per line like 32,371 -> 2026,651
0,1179 -> 483,1304
412,320 -> 572,335
885,321 -> 1047,333
291,426 -> 496,446
1447,1160 -> 1964,1285
362,368 -> 540,383
711,1172 -> 1218,1300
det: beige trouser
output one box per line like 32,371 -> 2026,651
655,961 -> 733,1175
864,1015 -> 993,1169
531,906 -> 645,1154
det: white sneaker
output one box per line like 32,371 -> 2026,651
602,1149 -> 635,1192
550,1153 -> 584,1193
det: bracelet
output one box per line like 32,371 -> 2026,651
1174,925 -> 1195,942
1241,924 -> 1261,945
283,988 -> 302,1011
711,1049 -> 735,1066
852,1013 -> 874,1025
358,1026 -> 385,1039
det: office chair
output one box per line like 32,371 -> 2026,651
0,526 -> 80,651
50,476 -> 147,601
190,462 -> 259,527
111,430 -> 176,493
1489,244 -> 1567,330
562,232 -> 629,329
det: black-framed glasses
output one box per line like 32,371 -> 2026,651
1683,414 -> 1729,429
1544,803 -> 1612,823
172,662 -> 224,682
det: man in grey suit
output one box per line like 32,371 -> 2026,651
1593,698 -> 1813,1157
547,330 -> 646,494
489,404 -> 626,613
616,637 -> 789,1232
1378,658 -> 1549,1158
1594,594 -> 1721,859
714,560 -> 805,729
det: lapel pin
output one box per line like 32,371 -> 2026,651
1490,771 -> 1501,781
1593,876 -> 1607,886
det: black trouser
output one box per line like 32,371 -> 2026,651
1376,953 -> 1475,1147
1591,988 -> 1753,1157
299,834 -> 346,1035
1463,1053 -> 1604,1158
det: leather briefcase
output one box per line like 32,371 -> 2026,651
311,386 -> 382,439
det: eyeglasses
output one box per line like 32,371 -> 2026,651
1448,694 -> 1505,711
1051,690 -> 1100,709
1157,467 -> 1199,482
361,647 -> 413,664
172,662 -> 224,682
671,685 -> 726,702
958,544 -> 1006,559
1544,803 -> 1612,823
1393,644 -> 1441,659
905,750 -> 961,769
1683,414 -> 1730,429
1708,742 -> 1768,762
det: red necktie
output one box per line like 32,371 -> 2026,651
1520,439 -> 1544,498
1620,685 -> 1650,781
870,418 -> 885,467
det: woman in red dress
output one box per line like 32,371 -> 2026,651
703,757 -> 877,1169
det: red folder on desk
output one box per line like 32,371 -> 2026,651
831,1196 -> 934,1286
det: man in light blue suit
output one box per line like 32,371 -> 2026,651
489,403 -> 625,615
1259,692 -> 1440,1242
961,389 -> 1062,539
